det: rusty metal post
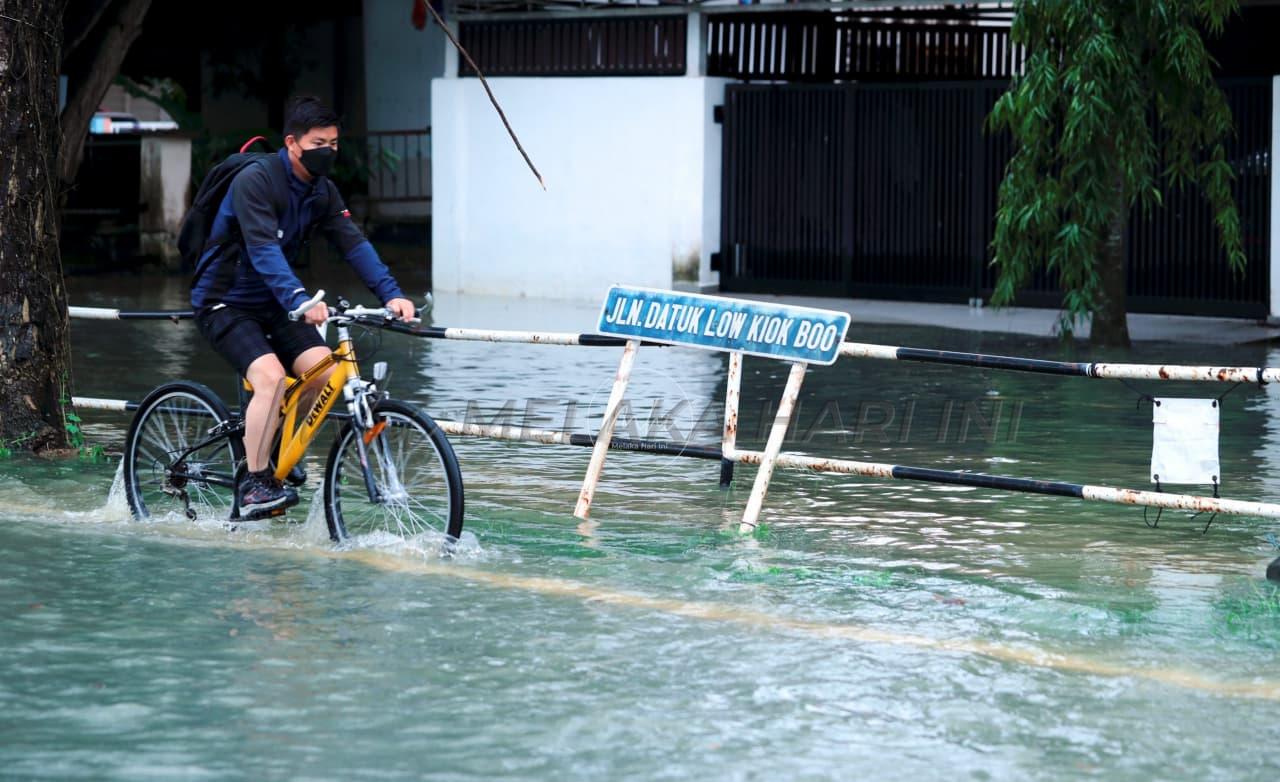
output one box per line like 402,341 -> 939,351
574,339 -> 640,520
719,351 -> 742,488
739,361 -> 806,533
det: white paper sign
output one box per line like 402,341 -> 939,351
1151,398 -> 1220,485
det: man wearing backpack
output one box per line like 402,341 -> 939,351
188,96 -> 415,517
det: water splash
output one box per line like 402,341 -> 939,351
102,460 -> 131,519
5,459 -> 485,565
341,528 -> 484,561
295,487 -> 334,545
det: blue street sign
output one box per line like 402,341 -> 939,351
596,285 -> 850,365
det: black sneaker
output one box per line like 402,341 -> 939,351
238,471 -> 291,516
272,475 -> 301,510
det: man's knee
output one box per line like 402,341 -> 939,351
247,357 -> 287,395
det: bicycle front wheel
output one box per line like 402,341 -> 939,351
323,400 -> 464,544
123,381 -> 244,521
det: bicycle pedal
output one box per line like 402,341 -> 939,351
241,507 -> 288,521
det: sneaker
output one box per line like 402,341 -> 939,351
272,475 -> 301,510
238,470 -> 291,516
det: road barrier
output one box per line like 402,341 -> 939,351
68,287 -> 1280,574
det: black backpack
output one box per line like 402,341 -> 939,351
180,137 -> 330,282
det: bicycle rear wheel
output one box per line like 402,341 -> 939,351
123,381 -> 244,521
323,400 -> 464,544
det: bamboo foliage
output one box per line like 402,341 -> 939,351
988,0 -> 1245,335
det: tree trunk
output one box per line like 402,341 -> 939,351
57,0 -> 152,187
1091,176 -> 1132,348
0,0 -> 74,450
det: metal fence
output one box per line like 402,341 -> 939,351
330,129 -> 432,218
365,129 -> 432,206
719,78 -> 1272,317
459,15 -> 687,76
707,13 -> 1024,82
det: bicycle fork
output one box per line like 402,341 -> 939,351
346,382 -> 407,506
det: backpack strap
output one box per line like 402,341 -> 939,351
195,156 -> 289,254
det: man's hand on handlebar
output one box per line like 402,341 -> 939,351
289,290 -> 418,324
385,297 -> 416,322
304,302 -> 330,326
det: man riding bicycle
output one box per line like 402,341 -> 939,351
191,96 -> 414,517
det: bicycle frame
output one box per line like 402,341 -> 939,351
264,326 -> 362,483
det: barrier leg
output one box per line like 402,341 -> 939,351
739,362 -> 806,534
719,351 -> 742,489
574,339 -> 640,520
1269,556 -> 1280,583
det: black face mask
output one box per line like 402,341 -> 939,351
298,145 -> 336,178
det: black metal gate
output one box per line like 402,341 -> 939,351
719,79 -> 1272,317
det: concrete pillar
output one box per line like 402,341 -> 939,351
686,12 -> 704,77
138,135 -> 192,269
443,0 -> 459,78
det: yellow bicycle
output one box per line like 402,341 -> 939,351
121,292 -> 464,543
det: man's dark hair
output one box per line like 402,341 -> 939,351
284,96 -> 340,139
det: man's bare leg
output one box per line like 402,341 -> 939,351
292,346 -> 336,417
244,354 -> 288,472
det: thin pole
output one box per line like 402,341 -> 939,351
730,448 -> 1280,520
422,0 -> 546,190
719,351 -> 742,488
438,418 -> 721,460
739,362 -> 806,533
574,339 -> 640,520
840,342 -> 1280,384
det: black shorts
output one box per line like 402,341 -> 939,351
196,303 -> 327,377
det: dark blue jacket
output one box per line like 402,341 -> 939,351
191,148 -> 404,311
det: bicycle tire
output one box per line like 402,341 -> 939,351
323,399 -> 464,543
123,381 -> 244,521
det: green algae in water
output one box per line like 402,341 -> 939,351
1213,580 -> 1280,646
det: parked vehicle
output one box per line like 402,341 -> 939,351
90,112 -> 178,134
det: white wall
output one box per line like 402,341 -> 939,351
139,136 -> 192,269
432,76 -> 728,301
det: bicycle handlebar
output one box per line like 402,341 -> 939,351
344,305 -> 422,325
288,289 -> 327,321
288,290 -> 422,325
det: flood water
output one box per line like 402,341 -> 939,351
4,264 -> 1280,779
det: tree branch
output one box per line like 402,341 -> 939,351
61,0 -> 113,65
57,0 -> 152,187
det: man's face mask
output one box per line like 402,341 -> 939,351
295,141 -> 337,178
